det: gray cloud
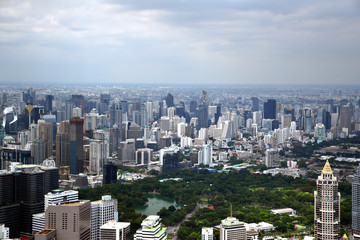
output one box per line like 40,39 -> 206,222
0,0 -> 359,85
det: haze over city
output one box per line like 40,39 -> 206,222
1,0 -> 360,85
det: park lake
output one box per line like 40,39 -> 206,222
134,194 -> 182,216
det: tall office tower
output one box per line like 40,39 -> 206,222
127,123 -> 142,139
31,139 -> 45,164
165,93 -> 174,108
352,164 -> 360,238
3,106 -> 18,134
0,171 -> 21,238
339,105 -> 352,132
19,167 -> 46,235
198,143 -> 213,166
136,148 -> 153,165
315,123 -> 326,143
264,99 -> 276,119
265,149 -> 280,167
289,121 -> 296,138
118,139 -> 135,165
190,100 -> 198,113
44,95 -> 53,114
304,109 -> 312,132
198,90 -> 210,129
89,139 -> 106,175
91,195 -> 118,240
214,104 -> 222,125
38,121 -> 53,158
252,111 -> 262,127
110,103 -> 122,127
202,227 -> 213,240
45,200 -> 91,240
71,95 -> 84,108
134,215 -> 167,240
133,111 -> 141,126
100,220 -> 130,240
109,125 -> 120,155
146,101 -> 153,122
33,190 -> 78,234
251,97 -> 259,112
69,117 -> 84,174
326,99 -> 334,112
56,121 -> 70,167
314,161 -> 340,240
281,114 -> 292,129
100,94 -> 111,105
220,215 -> 246,240
103,162 -> 117,185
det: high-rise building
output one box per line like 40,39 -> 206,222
314,161 -> 340,240
134,215 -> 167,240
32,190 -> 79,234
165,93 -> 174,108
44,95 -> 53,114
220,216 -> 246,240
251,97 -> 259,112
89,139 -> 106,175
265,149 -> 279,167
352,164 -> 360,238
91,195 -> 118,240
202,227 -> 213,240
38,121 -> 54,159
264,99 -> 276,119
198,143 -> 213,166
69,117 -> 84,174
100,220 -> 130,240
281,114 -> 292,129
103,162 -> 117,185
339,105 -> 352,132
45,200 -> 91,240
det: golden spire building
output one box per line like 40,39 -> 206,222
314,160 -> 340,240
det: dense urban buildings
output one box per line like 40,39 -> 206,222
353,164 -> 360,238
0,84 -> 359,238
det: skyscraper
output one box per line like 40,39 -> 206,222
69,117 -> 84,174
251,97 -> 259,112
352,164 -> 360,238
44,95 -> 53,114
38,121 -> 53,159
45,200 -> 91,240
264,99 -> 276,119
220,214 -> 246,240
91,195 -> 118,240
314,160 -> 340,240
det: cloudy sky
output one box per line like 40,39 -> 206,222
0,0 -> 360,85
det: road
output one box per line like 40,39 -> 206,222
167,204 -> 207,240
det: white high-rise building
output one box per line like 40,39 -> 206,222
100,220 -> 131,240
134,215 -> 167,240
147,102 -> 153,122
314,161 -> 340,240
220,216 -> 246,240
289,121 -> 296,138
177,122 -> 186,137
91,195 -> 119,240
252,111 -> 262,127
202,227 -> 213,240
89,139 -> 107,175
198,143 -> 213,166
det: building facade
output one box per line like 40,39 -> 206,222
314,161 -> 340,240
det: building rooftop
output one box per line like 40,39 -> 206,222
36,229 -> 56,235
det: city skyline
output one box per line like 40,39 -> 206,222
1,0 -> 360,85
